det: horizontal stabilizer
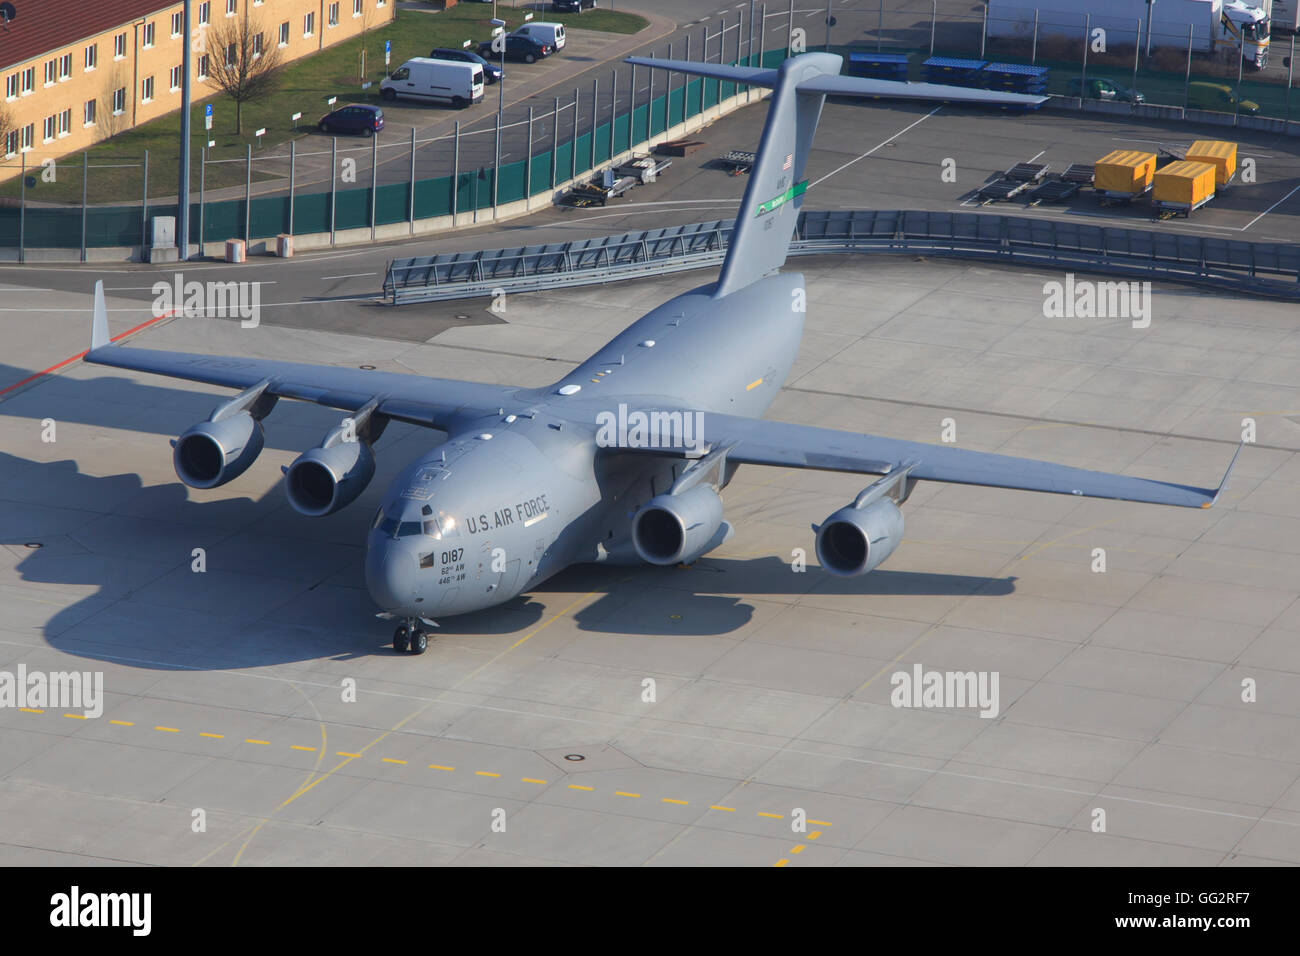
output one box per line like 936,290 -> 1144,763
623,57 -> 778,89
796,74 -> 1047,107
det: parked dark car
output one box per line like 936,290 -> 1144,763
1066,77 -> 1145,104
428,47 -> 503,83
554,0 -> 598,10
477,34 -> 552,64
318,103 -> 384,136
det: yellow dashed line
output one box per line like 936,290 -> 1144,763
710,805 -> 736,812
615,791 -> 641,798
568,784 -> 595,791
774,859 -> 788,867
63,713 -> 87,720
381,757 -> 407,765
521,777 -> 547,785
757,811 -> 782,819
662,798 -> 689,805
290,745 -> 316,752
475,771 -> 500,778
199,732 -> 224,739
109,719 -> 132,726
19,708 -> 44,714
791,845 -> 805,855
155,726 -> 180,733
808,830 -> 822,840
428,764 -> 454,772
245,739 -> 270,746
336,751 -> 362,758
809,819 -> 831,827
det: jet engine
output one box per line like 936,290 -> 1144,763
814,498 -> 904,576
284,402 -> 387,517
632,485 -> 725,566
173,414 -> 265,489
285,439 -> 376,516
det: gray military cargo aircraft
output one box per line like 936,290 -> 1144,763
84,53 -> 1238,654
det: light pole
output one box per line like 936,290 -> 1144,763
178,0 -> 192,259
491,17 -> 505,211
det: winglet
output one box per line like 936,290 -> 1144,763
1203,441 -> 1245,509
90,280 -> 110,351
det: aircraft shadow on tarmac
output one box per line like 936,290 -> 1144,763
1,448 -> 1016,671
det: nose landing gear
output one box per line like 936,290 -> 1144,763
393,621 -> 430,655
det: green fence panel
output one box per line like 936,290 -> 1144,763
375,181 -> 410,227
334,186 -> 369,231
293,190 -> 330,236
498,159 -> 527,204
668,86 -> 685,127
250,194 -> 289,239
629,105 -> 648,146
529,151 -> 552,197
0,208 -> 17,247
554,142 -> 573,183
720,79 -> 736,102
201,197 -> 242,244
610,113 -> 630,155
594,123 -> 612,165
683,78 -> 702,119
85,206 -> 144,248
573,133 -> 592,176
650,93 -> 667,137
21,206 -> 82,249
413,173 -> 453,220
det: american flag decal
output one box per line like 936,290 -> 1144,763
782,153 -> 793,170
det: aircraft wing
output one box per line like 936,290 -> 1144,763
597,408 -> 1240,510
83,283 -> 522,429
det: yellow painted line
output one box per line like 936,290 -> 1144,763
568,784 -> 595,791
109,719 -> 132,726
614,791 -> 642,798
19,708 -> 44,714
808,830 -> 822,840
291,745 -> 317,752
746,377 -> 763,391
381,757 -> 407,765
757,811 -> 783,819
521,777 -> 547,785
774,859 -> 788,867
710,805 -> 736,812
809,819 -> 832,827
428,764 -> 454,772
662,798 -> 689,805
337,751 -> 362,758
475,770 -> 501,778
245,739 -> 270,746
199,732 -> 224,739
155,726 -> 180,733
791,845 -> 805,855
63,713 -> 87,719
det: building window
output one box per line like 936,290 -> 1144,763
44,60 -> 56,86
85,44 -> 98,71
224,42 -> 236,67
3,129 -> 16,157
171,12 -> 182,37
278,21 -> 289,46
226,0 -> 237,15
304,11 -> 314,37
84,99 -> 96,126
170,65 -> 182,90
142,22 -> 155,48
5,74 -> 16,99
252,32 -> 263,57
20,123 -> 34,151
112,86 -> 126,114
20,66 -> 34,94
328,3 -> 339,27
59,53 -> 72,80
114,32 -> 127,59
141,75 -> 154,103
199,2 -> 210,26
376,0 -> 385,7
197,54 -> 209,79
354,0 -> 362,16
58,108 -> 71,137
43,115 -> 55,142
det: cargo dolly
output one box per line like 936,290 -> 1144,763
1061,163 -> 1095,186
1026,177 -> 1081,205
976,162 -> 1047,204
614,154 -> 672,183
719,149 -> 757,175
562,175 -> 638,207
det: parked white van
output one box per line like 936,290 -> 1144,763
510,22 -> 566,52
380,58 -> 484,108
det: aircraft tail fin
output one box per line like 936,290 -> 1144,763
90,280 -> 110,351
624,54 -> 1046,299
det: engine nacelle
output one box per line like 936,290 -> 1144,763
632,485 -> 725,566
285,439 -> 376,516
815,498 -> 904,576
172,412 -> 264,489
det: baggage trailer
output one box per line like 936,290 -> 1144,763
1094,149 -> 1157,204
1185,139 -> 1238,188
1152,160 -> 1217,218
719,150 -> 757,175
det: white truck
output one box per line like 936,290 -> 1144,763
987,0 -> 1271,68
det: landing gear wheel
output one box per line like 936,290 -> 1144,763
393,625 -> 410,653
409,630 -> 428,655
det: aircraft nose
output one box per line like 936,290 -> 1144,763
364,537 -> 417,612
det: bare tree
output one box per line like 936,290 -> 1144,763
97,64 -> 131,139
0,101 -> 14,155
205,15 -> 283,135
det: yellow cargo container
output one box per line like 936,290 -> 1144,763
1185,139 -> 1237,186
1152,160 -> 1216,211
1094,150 -> 1157,196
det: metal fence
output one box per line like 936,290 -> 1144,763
384,209 -> 1300,303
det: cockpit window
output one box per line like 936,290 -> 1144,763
397,521 -> 422,537
423,509 -> 460,540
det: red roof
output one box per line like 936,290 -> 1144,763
0,0 -> 175,72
